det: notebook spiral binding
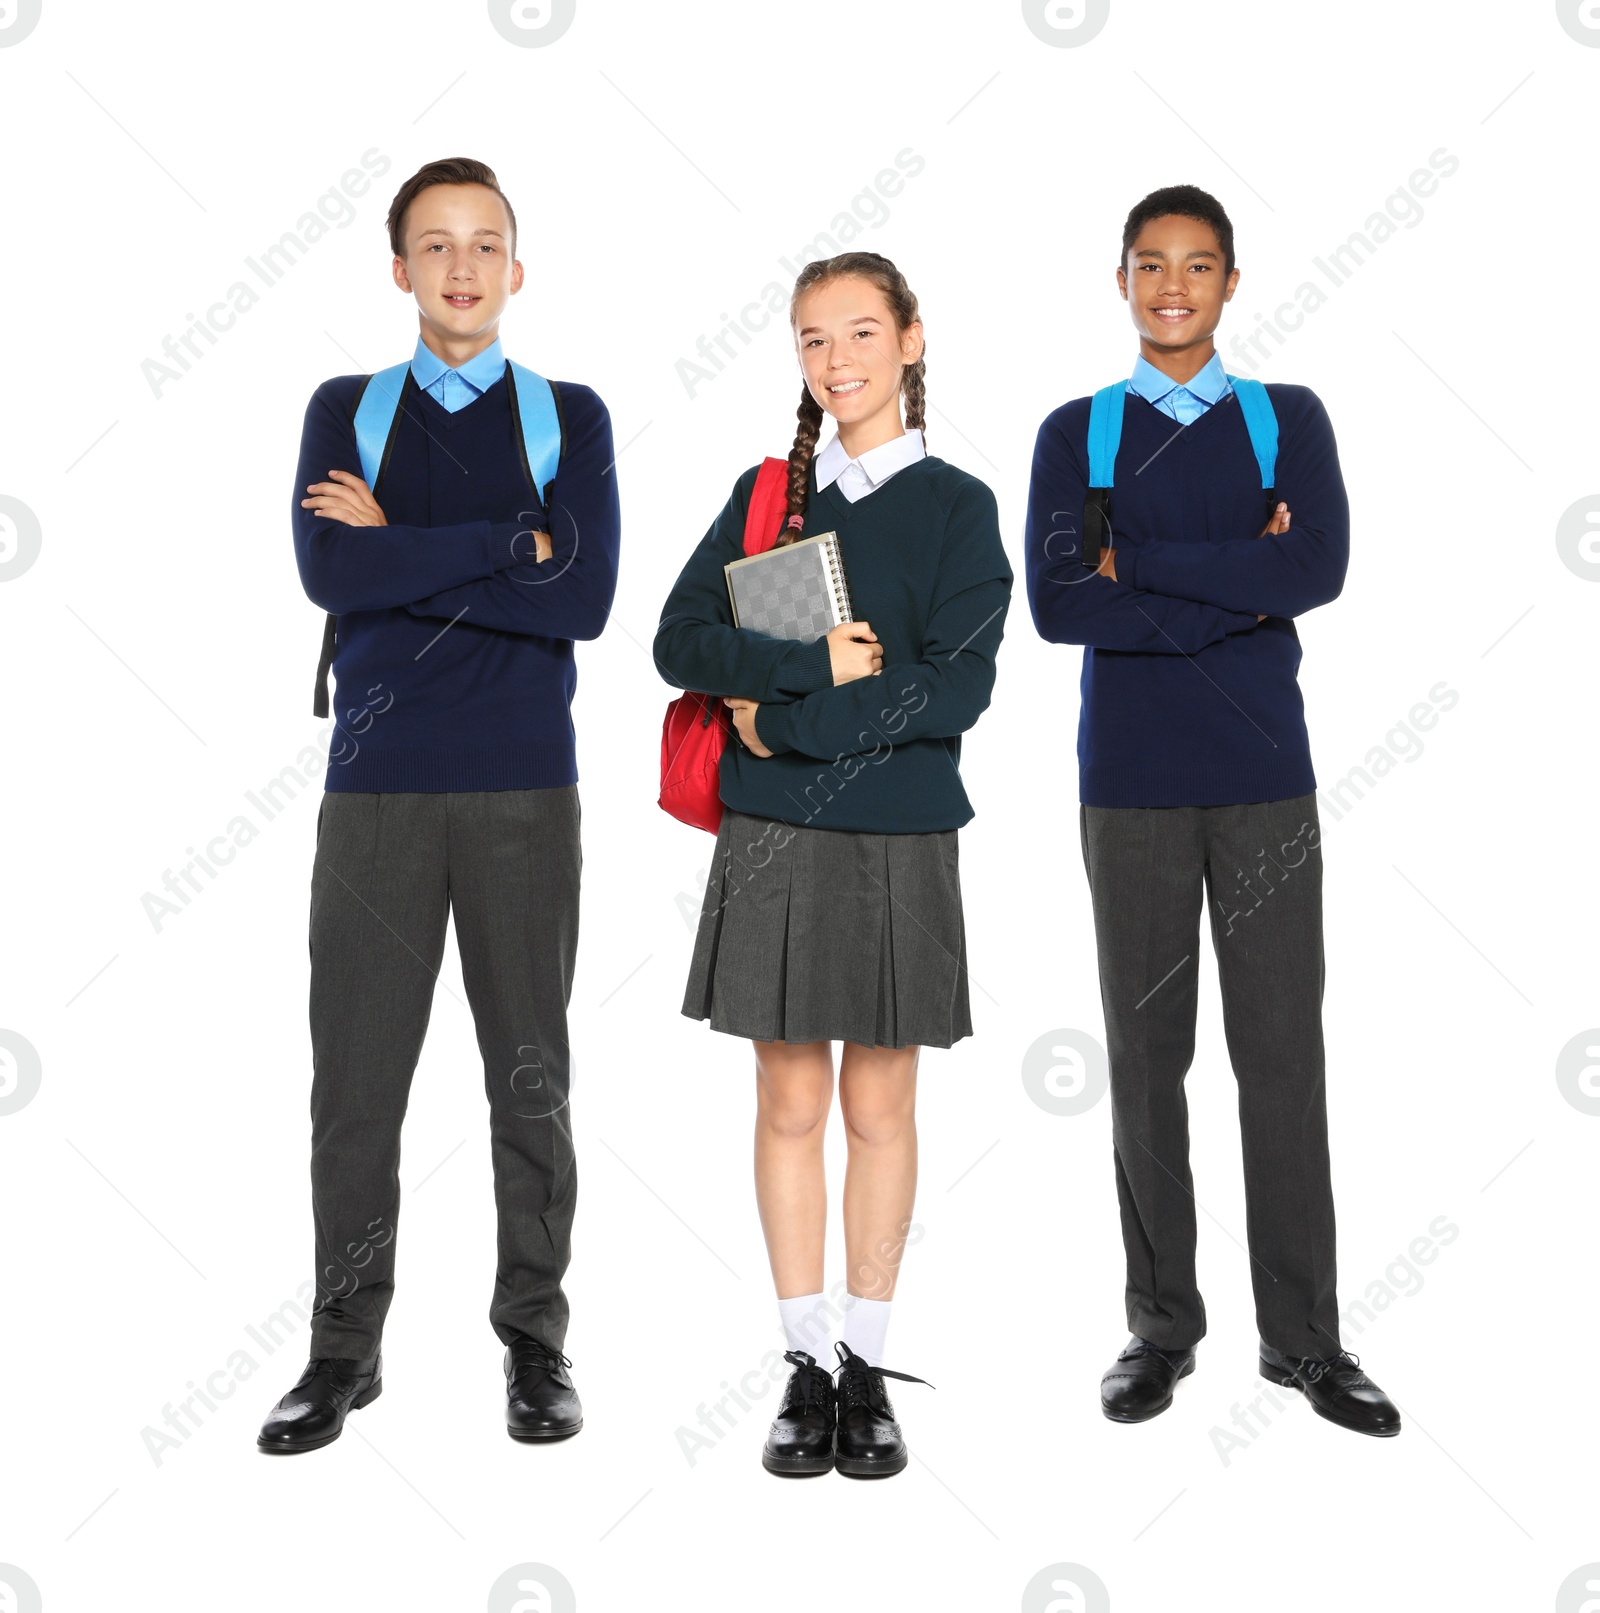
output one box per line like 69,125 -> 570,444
825,535 -> 855,624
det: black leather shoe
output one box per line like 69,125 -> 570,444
1259,1344 -> 1400,1437
832,1342 -> 931,1479
505,1335 -> 583,1441
257,1353 -> 382,1453
1100,1336 -> 1196,1422
762,1350 -> 836,1476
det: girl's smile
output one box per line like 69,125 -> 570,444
795,274 -> 925,459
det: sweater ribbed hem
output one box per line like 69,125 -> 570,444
1080,757 -> 1315,809
323,745 -> 578,794
717,782 -> 975,835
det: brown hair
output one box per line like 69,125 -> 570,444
776,252 -> 927,547
386,157 -> 519,260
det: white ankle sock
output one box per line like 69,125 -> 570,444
840,1295 -> 892,1367
777,1293 -> 832,1365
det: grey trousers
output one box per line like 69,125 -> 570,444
306,787 -> 581,1357
1080,793 -> 1340,1358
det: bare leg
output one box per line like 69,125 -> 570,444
838,1042 -> 920,1302
753,1039 -> 835,1298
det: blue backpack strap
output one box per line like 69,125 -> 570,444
1081,381 -> 1127,569
1086,381 -> 1127,488
1226,375 -> 1280,515
316,360 -> 409,720
351,361 -> 413,491
316,357 -> 565,720
506,360 -> 563,508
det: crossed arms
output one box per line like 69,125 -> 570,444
1023,390 -> 1349,654
290,378 -> 621,640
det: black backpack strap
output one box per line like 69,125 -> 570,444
312,612 -> 337,719
1081,488 -> 1111,571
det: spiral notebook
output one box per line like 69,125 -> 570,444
724,532 -> 853,643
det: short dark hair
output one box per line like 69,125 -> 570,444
1120,185 -> 1234,277
386,157 -> 518,259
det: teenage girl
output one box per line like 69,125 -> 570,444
653,252 -> 1012,1478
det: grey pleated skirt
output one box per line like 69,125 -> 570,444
681,808 -> 973,1050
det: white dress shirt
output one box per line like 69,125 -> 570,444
814,427 -> 926,503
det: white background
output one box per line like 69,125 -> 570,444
1,1 -> 1594,1609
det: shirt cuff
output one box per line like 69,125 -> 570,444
752,701 -> 797,756
1116,545 -> 1144,590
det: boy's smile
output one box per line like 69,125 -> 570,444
1117,212 -> 1240,383
391,181 -> 523,365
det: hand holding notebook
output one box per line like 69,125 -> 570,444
724,531 -> 879,682
823,620 -> 882,682
725,532 -> 853,644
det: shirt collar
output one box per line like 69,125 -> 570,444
1129,350 -> 1230,407
815,426 -> 926,492
409,335 -> 506,397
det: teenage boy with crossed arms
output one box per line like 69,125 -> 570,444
257,157 -> 620,1454
1025,185 -> 1399,1438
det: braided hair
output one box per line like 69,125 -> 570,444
776,252 -> 926,548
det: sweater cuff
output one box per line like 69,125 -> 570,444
752,701 -> 797,756
778,636 -> 835,697
1117,546 -> 1144,591
487,520 -> 536,573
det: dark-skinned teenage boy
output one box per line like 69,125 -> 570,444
1024,185 -> 1399,1438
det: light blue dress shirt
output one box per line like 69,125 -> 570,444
408,335 -> 506,413
1128,351 -> 1232,425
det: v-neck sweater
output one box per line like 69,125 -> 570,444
653,455 -> 1013,833
1024,382 -> 1349,807
291,368 -> 620,792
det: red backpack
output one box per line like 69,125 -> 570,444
658,457 -> 791,832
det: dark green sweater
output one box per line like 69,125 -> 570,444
653,455 -> 1013,833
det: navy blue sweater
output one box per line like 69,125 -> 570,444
1024,384 -> 1348,807
292,370 -> 620,792
653,457 -> 1012,833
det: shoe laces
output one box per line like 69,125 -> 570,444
306,1356 -> 373,1389
1301,1350 -> 1368,1389
832,1341 -> 933,1416
1120,1339 -> 1184,1366
508,1337 -> 571,1386
779,1350 -> 834,1415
